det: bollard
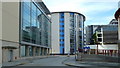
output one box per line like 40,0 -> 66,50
76,52 -> 82,61
114,50 -> 117,56
102,50 -> 104,55
67,53 -> 70,57
108,50 -> 109,56
110,50 -> 113,56
105,50 -> 106,56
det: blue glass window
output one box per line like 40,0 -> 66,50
60,18 -> 64,21
60,13 -> 64,18
59,12 -> 65,54
60,27 -> 64,30
60,37 -> 64,39
60,46 -> 64,54
60,41 -> 64,44
60,32 -> 64,35
59,23 -> 64,25
70,12 -> 74,15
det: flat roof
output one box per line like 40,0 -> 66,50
51,11 -> 86,21
37,1 -> 50,14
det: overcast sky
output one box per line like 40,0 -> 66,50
42,0 -> 119,27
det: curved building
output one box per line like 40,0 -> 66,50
51,11 -> 85,54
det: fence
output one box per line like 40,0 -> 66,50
89,49 -> 118,57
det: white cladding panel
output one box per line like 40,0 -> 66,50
51,13 -> 60,54
64,13 -> 70,53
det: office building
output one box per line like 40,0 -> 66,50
1,0 -> 51,62
86,25 -> 99,44
51,11 -> 85,54
109,19 -> 118,25
86,20 -> 118,45
96,25 -> 118,44
84,34 -> 87,45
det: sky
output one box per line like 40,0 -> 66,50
42,0 -> 119,27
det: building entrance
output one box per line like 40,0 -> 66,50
8,50 -> 13,62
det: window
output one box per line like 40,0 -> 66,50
60,30 -> 64,32
22,2 -> 31,43
97,34 -> 102,37
29,46 -> 33,56
59,13 -> 64,53
20,45 -> 26,57
59,25 -> 64,27
60,34 -> 64,37
98,38 -> 102,42
21,2 -> 51,46
70,12 -> 74,17
60,13 -> 64,18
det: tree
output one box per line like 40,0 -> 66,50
92,32 -> 98,54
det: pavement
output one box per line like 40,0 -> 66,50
2,54 -> 120,68
2,55 -> 58,67
19,55 -> 68,66
63,54 -> 120,68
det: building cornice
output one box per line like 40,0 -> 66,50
51,11 -> 86,21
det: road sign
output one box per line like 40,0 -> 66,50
83,46 -> 90,49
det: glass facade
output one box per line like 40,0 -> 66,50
21,2 -> 51,46
20,46 -> 26,57
70,12 -> 76,53
20,1 -> 51,56
79,15 -> 84,47
69,13 -> 84,53
29,46 -> 33,56
59,13 -> 64,54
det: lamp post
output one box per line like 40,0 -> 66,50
97,41 -> 98,54
96,32 -> 98,55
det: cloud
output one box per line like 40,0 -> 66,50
43,0 -> 118,14
43,0 -> 119,26
85,15 -> 115,26
81,2 -> 117,13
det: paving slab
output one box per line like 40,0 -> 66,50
63,55 -> 120,68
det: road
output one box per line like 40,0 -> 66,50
20,56 -> 68,66
6,55 -> 77,68
3,55 -> 119,68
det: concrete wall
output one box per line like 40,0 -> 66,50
2,41 -> 19,62
0,40 -> 2,67
51,13 -> 60,54
0,1 -> 2,40
86,44 -> 118,50
0,1 -> 2,67
64,13 -> 70,53
2,2 -> 20,62
2,2 -> 19,42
